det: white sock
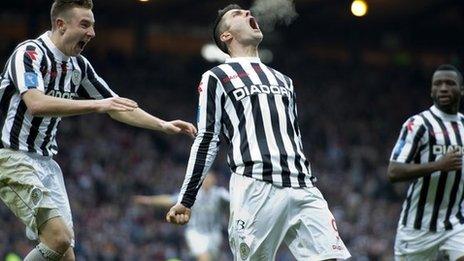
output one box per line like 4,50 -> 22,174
23,243 -> 63,261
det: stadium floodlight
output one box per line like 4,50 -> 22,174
351,0 -> 368,17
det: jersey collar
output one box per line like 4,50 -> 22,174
225,57 -> 262,64
39,31 -> 70,61
430,105 -> 460,121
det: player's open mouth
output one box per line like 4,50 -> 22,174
249,17 -> 259,31
77,40 -> 86,50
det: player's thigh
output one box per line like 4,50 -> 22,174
0,149 -> 57,234
228,174 -> 288,261
440,229 -> 464,261
42,159 -> 75,245
284,187 -> 350,260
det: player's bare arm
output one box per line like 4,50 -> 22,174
108,109 -> 197,137
132,195 -> 174,208
22,89 -> 138,117
166,203 -> 191,225
388,148 -> 462,183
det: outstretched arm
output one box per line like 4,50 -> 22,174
108,109 -> 197,137
22,89 -> 138,117
133,195 -> 175,208
9,43 -> 138,117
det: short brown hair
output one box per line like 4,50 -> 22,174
436,64 -> 463,86
50,0 -> 93,29
212,4 -> 242,54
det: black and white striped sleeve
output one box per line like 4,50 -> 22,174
390,116 -> 428,163
77,56 -> 117,99
9,43 -> 45,94
178,72 -> 224,208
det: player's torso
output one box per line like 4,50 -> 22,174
0,40 -> 84,156
213,62 -> 295,138
40,56 -> 82,100
207,61 -> 312,185
402,110 -> 464,231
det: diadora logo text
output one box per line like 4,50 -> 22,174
46,89 -> 77,100
432,145 -> 464,155
233,84 -> 291,101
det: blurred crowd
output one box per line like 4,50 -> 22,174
0,41 -> 456,260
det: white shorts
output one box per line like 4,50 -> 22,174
0,149 -> 74,246
228,174 -> 351,261
395,224 -> 464,261
185,228 -> 222,257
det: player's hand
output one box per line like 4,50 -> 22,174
96,97 -> 138,113
132,195 -> 153,205
166,203 -> 191,225
436,148 -> 462,171
162,120 -> 197,138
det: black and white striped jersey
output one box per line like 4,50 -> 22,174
0,31 -> 117,156
390,105 -> 464,232
179,57 -> 314,208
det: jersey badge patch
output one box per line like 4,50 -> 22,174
71,70 -> 81,85
24,72 -> 38,88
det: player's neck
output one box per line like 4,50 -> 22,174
229,45 -> 259,58
49,30 -> 69,56
435,103 -> 459,115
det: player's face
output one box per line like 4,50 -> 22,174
61,7 -> 95,56
431,70 -> 462,114
222,9 -> 263,47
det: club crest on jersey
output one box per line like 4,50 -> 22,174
432,145 -> 464,155
71,70 -> 81,85
233,84 -> 291,101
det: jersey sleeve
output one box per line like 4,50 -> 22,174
77,56 -> 118,99
390,116 -> 428,163
177,72 -> 224,208
8,43 -> 46,94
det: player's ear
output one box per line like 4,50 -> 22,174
55,18 -> 67,34
220,31 -> 232,43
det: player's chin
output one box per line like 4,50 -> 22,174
69,50 -> 82,57
72,45 -> 85,56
